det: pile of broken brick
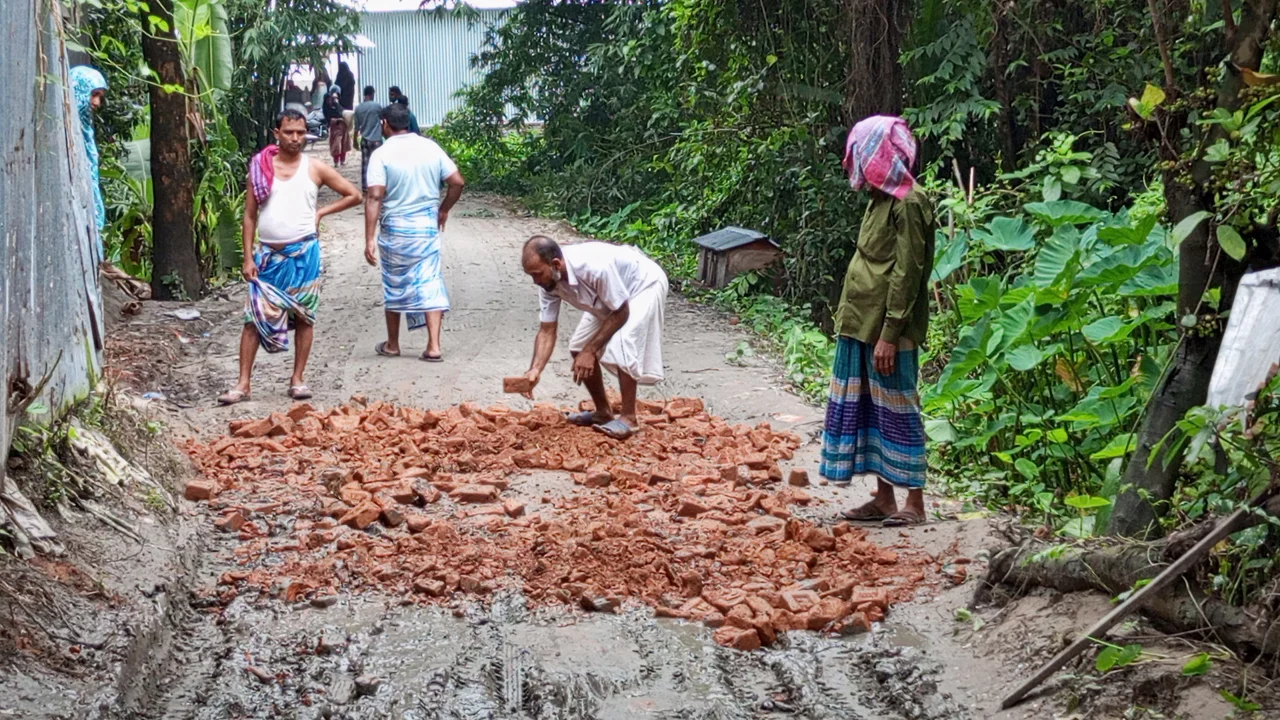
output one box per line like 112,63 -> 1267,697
184,396 -> 935,650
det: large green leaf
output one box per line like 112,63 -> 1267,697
1082,316 -> 1142,345
1091,433 -> 1137,460
974,216 -> 1036,251
1118,264 -> 1178,296
1006,344 -> 1045,371
120,139 -> 151,183
1097,212 -> 1159,246
176,0 -> 234,93
1169,211 -> 1212,247
992,297 -> 1036,353
1216,225 -> 1247,261
1032,226 -> 1082,289
1025,200 -> 1107,227
932,229 -> 967,283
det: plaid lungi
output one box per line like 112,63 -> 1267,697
820,336 -> 926,488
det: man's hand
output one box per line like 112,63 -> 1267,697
520,369 -> 540,400
242,257 -> 258,281
572,349 -> 597,384
315,211 -> 322,235
437,210 -> 449,232
364,241 -> 377,267
873,339 -> 897,376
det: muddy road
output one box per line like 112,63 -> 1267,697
115,151 -> 991,719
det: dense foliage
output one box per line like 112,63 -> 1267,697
437,0 -> 1280,553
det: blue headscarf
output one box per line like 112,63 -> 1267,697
70,66 -> 108,231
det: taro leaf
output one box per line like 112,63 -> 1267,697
1119,265 -> 1178,297
1182,653 -> 1212,677
1082,316 -> 1139,345
1170,210 -> 1212,247
1025,200 -> 1107,227
1097,212 -> 1159,246
1033,226 -> 1082,288
1091,433 -> 1137,460
1078,242 -> 1167,289
975,216 -> 1036,252
924,417 -> 958,443
931,229 -> 967,283
1014,458 -> 1039,480
1042,175 -> 1062,202
1065,495 -> 1111,509
1007,344 -> 1045,372
992,297 -> 1036,353
1216,225 -> 1247,261
1061,516 -> 1096,538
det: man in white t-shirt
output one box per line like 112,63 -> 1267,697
364,102 -> 465,361
518,235 -> 669,439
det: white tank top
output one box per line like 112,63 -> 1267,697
257,155 -> 318,244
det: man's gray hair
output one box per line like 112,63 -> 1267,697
524,235 -> 563,264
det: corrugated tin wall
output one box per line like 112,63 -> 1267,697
1,0 -> 104,459
358,9 -> 505,126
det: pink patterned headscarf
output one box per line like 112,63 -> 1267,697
842,116 -> 918,200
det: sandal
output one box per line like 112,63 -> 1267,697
288,385 -> 313,400
421,353 -> 443,363
840,502 -> 890,523
375,341 -> 400,357
883,510 -> 926,527
565,411 -> 602,427
594,419 -> 639,440
217,389 -> 249,406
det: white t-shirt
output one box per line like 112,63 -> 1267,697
538,242 -> 667,323
366,133 -> 458,219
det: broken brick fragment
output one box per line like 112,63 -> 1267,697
214,510 -> 245,532
232,418 -> 273,439
339,501 -> 381,530
849,587 -> 890,612
806,597 -> 850,630
285,403 -> 316,422
414,578 -> 446,596
583,468 -> 612,488
787,468 -> 810,487
713,626 -> 761,651
742,453 -> 770,470
184,479 -> 215,501
677,498 -> 709,518
450,484 -> 499,503
502,499 -> 526,518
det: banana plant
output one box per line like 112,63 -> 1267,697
174,0 -> 233,95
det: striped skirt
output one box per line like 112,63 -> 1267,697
378,208 -> 449,330
819,336 -> 926,489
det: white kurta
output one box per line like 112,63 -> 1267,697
538,242 -> 669,385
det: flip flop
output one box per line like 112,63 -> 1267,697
216,389 -> 249,406
288,385 -> 313,400
565,411 -> 600,427
422,353 -> 443,363
883,510 -> 926,527
594,419 -> 639,440
375,341 -> 400,357
840,503 -> 890,523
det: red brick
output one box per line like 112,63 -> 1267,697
713,626 -> 761,651
770,609 -> 806,632
562,457 -> 589,472
837,611 -> 872,634
232,418 -> 273,439
702,588 -> 747,612
328,415 -> 360,433
339,501 -> 381,530
266,413 -> 294,437
718,465 -> 738,483
389,483 -> 418,505
450,484 -> 499,503
413,480 -> 441,504
666,397 -> 705,419
677,498 -> 709,518
742,453 -> 770,470
503,499 -> 526,518
746,515 -> 785,534
380,504 -> 405,528
502,376 -> 535,394
849,588 -> 889,612
806,597 -> 850,630
647,466 -> 679,485
184,479 -> 215,501
787,468 -> 810,487
781,590 -> 820,614
414,578 -> 446,596
636,399 -> 665,415
583,468 -> 612,488
340,485 -> 371,506
214,510 -> 245,532
614,466 -> 644,484
702,611 -> 725,628
802,527 -> 836,552
405,514 -> 431,533
725,603 -> 755,629
285,402 -> 316,422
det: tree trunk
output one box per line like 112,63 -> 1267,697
140,0 -> 203,300
984,535 -> 1280,657
843,0 -> 908,125
1107,0 -> 1276,537
989,0 -> 1018,171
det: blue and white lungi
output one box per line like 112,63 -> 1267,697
378,208 -> 449,330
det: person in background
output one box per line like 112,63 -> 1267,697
336,61 -> 356,110
323,90 -> 350,166
311,67 -> 330,109
354,85 -> 384,191
393,94 -> 421,135
70,66 -> 108,254
388,85 -> 402,104
821,115 -> 935,528
364,102 -> 465,362
218,109 -> 362,405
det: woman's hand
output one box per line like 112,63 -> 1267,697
873,340 -> 897,376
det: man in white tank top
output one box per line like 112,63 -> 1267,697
217,109 -> 362,405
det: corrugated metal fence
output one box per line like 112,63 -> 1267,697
1,0 -> 104,460
358,8 -> 506,126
